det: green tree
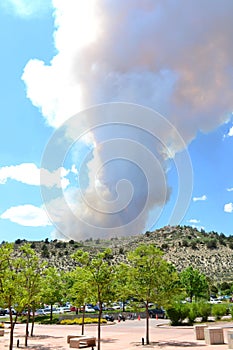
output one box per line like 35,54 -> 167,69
0,243 -> 26,350
19,243 -> 46,345
40,267 -> 64,322
180,266 -> 209,302
115,263 -> 133,312
68,268 -> 93,335
72,249 -> 116,350
127,244 -> 179,345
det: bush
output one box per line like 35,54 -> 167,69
206,239 -> 217,249
60,318 -> 107,325
197,302 -> 212,322
166,303 -> 189,326
20,315 -> 60,325
187,303 -> 199,325
211,303 -> 228,320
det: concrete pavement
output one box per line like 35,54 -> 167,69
1,318 -> 233,349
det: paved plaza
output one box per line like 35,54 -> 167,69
2,318 -> 233,349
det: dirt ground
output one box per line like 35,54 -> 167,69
1,318 -> 233,350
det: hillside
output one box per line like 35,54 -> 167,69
8,225 -> 233,283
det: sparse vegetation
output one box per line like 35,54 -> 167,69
2,225 -> 233,282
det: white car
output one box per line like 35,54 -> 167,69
209,298 -> 221,304
85,306 -> 95,312
57,307 -> 71,313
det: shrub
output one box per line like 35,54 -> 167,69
21,315 -> 60,325
187,303 -> 199,325
182,239 -> 189,247
197,302 -> 212,322
0,323 -> 4,328
206,239 -> 217,249
166,303 -> 189,326
190,241 -> 197,250
59,318 -> 107,325
211,303 -> 228,320
161,243 -> 168,250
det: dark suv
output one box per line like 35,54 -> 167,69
148,308 -> 166,319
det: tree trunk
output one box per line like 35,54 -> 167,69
25,308 -> 30,346
9,307 -> 17,350
81,305 -> 85,335
146,302 -> 150,345
31,304 -> 35,336
50,304 -> 53,322
97,303 -> 102,350
122,300 -> 125,313
9,310 -> 14,350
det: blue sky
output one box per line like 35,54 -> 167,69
0,1 -> 233,242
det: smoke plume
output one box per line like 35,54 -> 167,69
23,0 -> 233,240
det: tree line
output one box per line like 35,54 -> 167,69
0,242 -> 220,350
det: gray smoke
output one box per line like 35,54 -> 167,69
23,0 -> 233,240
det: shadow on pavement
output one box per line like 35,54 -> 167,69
101,337 -> 118,343
154,340 -> 206,347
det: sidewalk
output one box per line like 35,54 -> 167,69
1,319 -> 233,349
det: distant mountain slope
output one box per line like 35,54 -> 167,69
8,225 -> 233,282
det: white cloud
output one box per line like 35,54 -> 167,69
0,204 -> 52,227
193,195 -> 207,202
227,187 -> 233,192
188,219 -> 200,224
228,126 -> 233,137
1,0 -> 51,18
71,164 -> 78,175
224,203 -> 233,213
0,163 -> 70,189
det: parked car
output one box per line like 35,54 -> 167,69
4,308 -> 17,315
112,303 -> 121,310
85,305 -> 96,313
148,308 -> 166,319
57,307 -> 71,313
70,306 -> 77,312
102,314 -> 114,322
0,308 -> 6,316
35,309 -> 47,316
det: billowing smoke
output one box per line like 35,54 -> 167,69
23,0 -> 233,240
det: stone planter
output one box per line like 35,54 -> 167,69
204,327 -> 224,345
227,330 -> 233,349
194,324 -> 208,340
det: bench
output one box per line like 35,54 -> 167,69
69,336 -> 96,349
67,335 -> 84,344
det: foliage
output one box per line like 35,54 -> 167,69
211,303 -> 228,320
18,243 -> 46,345
127,244 -> 180,344
40,267 -> 64,322
60,318 -> 107,325
19,314 -> 60,324
179,266 -> 209,302
186,302 -> 199,325
166,303 -> 189,326
72,248 -> 116,350
197,301 -> 212,322
206,239 -> 217,249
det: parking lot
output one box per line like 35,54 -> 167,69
2,318 -> 233,349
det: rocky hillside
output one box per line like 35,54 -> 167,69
9,225 -> 233,282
